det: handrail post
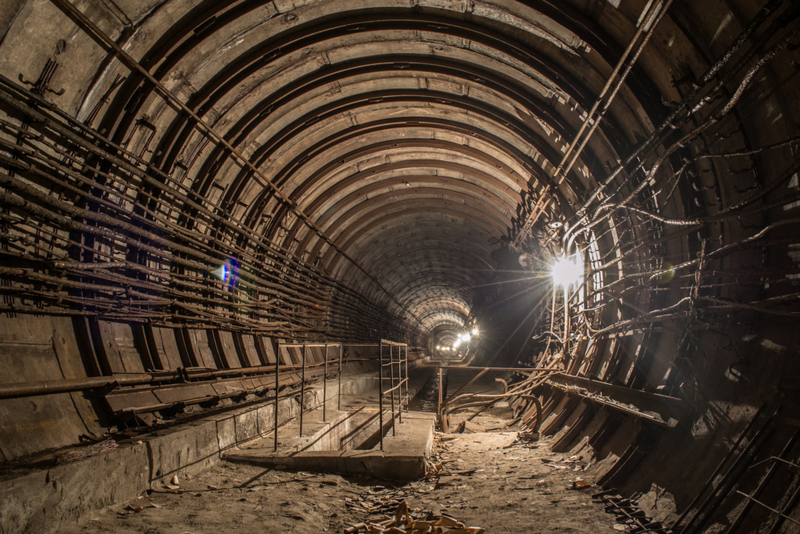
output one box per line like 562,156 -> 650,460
404,345 -> 409,414
437,365 -> 444,432
274,344 -> 280,452
337,343 -> 342,411
299,346 -> 306,438
323,344 -> 328,422
379,341 -> 384,451
397,344 -> 403,424
390,344 -> 396,436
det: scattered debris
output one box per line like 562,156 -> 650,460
503,432 -> 540,449
122,496 -> 159,513
453,421 -> 485,434
568,479 -> 593,490
594,491 -> 670,533
345,499 -> 484,534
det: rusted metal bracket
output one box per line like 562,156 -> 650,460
18,58 -> 64,96
545,373 -> 686,427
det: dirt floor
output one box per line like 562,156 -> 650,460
60,411 -> 622,534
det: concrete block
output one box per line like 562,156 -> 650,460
0,470 -> 49,534
215,416 -> 237,452
235,410 -> 259,443
0,443 -> 149,534
287,452 -> 347,473
147,420 -> 219,483
256,404 -> 276,436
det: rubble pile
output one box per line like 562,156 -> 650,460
344,499 -> 484,534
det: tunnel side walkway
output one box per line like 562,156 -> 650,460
223,365 -> 438,480
224,410 -> 436,481
56,423 -> 623,534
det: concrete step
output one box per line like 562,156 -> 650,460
224,411 -> 436,481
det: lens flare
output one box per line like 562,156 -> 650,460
212,258 -> 240,290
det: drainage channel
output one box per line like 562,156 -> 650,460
408,366 -> 446,413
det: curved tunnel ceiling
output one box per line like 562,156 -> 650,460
0,0 -> 798,352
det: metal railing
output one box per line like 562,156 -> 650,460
379,339 -> 409,450
274,342 -> 342,451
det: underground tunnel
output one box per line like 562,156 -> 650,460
0,0 -> 799,532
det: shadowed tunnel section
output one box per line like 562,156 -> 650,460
0,0 -> 800,532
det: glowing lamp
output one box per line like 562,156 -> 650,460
551,255 -> 583,288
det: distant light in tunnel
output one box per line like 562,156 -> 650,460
471,327 -> 479,336
551,255 -> 583,288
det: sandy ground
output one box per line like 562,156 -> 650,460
60,413 -> 621,534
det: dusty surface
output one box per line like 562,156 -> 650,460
59,422 -> 620,534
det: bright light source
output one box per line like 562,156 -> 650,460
462,333 -> 471,342
471,327 -> 479,336
453,340 -> 462,349
551,254 -> 583,288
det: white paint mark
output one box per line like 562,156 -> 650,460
788,173 -> 798,189
711,12 -> 734,45
607,0 -> 621,8
783,200 -> 800,211
761,339 -> 786,353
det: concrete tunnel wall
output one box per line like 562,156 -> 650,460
0,0 -> 799,532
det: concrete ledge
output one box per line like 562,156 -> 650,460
224,412 -> 436,480
0,374 -> 398,533
0,443 -> 149,534
0,380 -> 332,534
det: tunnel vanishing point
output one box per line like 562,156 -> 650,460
0,0 -> 799,532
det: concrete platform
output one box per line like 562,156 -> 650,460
224,411 -> 436,480
0,374 -> 390,534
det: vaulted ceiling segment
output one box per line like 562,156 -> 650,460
63,0 -> 639,338
2,0 -> 796,349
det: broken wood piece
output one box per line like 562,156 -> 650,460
395,500 -> 411,524
569,479 -> 592,490
434,515 -> 465,528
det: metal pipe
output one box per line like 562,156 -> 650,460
0,362 -> 317,399
679,409 -> 778,534
46,0 -> 422,327
0,76 -> 421,348
437,366 -> 562,372
512,0 -> 671,248
735,491 -> 800,527
766,474 -> 800,533
727,429 -> 800,533
558,0 -> 670,180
